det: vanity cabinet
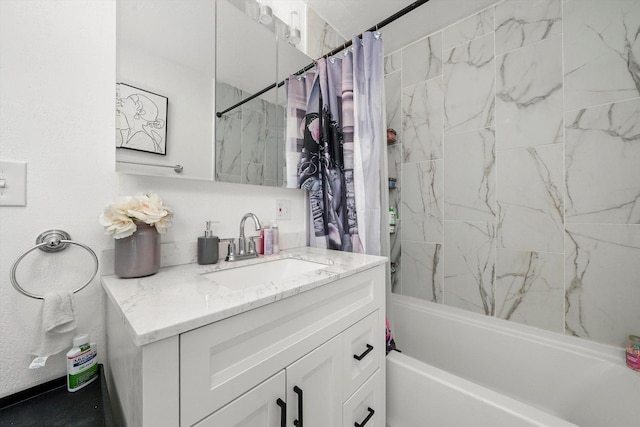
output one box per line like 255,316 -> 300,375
105,261 -> 385,427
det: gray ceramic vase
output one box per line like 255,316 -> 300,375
114,222 -> 161,278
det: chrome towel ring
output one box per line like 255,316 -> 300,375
10,229 -> 99,300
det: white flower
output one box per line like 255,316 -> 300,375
99,193 -> 172,239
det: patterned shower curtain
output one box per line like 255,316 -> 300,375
286,32 -> 384,254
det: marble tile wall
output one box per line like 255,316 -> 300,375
216,81 -> 285,186
386,0 -> 640,348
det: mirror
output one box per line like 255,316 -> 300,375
215,0 -> 312,187
116,0 -> 313,185
116,0 -> 216,180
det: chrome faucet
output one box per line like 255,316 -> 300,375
224,212 -> 262,261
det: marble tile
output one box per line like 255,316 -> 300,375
385,71 -> 402,140
388,143 -> 402,294
495,248 -> 564,333
265,101 -> 281,130
444,221 -> 496,315
444,33 -> 495,135
401,160 -> 443,243
387,143 -> 402,191
215,115 -> 242,176
443,8 -> 494,51
242,162 -> 264,185
497,144 -> 564,253
565,224 -> 640,347
495,0 -> 562,55
215,81 -> 243,120
496,35 -> 563,150
243,94 -> 267,114
390,233 -> 401,294
306,6 -> 347,58
564,0 -> 640,110
444,128 -> 496,221
399,241 -> 442,302
565,98 -> 640,224
390,257 -> 401,294
402,32 -> 442,88
385,51 -> 401,75
264,127 -> 280,182
241,108 -> 267,164
402,77 -> 443,162
216,173 -> 241,184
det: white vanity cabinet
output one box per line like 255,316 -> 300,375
104,250 -> 386,427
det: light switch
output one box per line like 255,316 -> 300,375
0,160 -> 27,206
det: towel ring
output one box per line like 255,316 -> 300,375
10,230 -> 99,300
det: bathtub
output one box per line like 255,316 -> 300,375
386,295 -> 640,427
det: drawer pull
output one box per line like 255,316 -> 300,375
276,398 -> 286,427
353,344 -> 374,361
293,386 -> 303,427
354,407 -> 375,427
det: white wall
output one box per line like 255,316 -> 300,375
0,0 -> 306,398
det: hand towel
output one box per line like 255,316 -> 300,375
31,290 -> 77,358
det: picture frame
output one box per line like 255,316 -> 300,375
116,83 -> 168,155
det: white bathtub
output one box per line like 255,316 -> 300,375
387,295 -> 640,427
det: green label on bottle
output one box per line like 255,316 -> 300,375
68,362 -> 98,390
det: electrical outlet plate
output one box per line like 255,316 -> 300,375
0,160 -> 27,206
276,199 -> 291,220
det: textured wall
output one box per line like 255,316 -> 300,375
0,0 -> 306,398
387,0 -> 640,348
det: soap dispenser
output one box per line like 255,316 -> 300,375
198,221 -> 219,265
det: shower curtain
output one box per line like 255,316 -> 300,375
286,32 -> 384,255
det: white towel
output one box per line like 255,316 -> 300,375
31,290 -> 77,358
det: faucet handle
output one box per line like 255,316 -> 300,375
220,238 -> 236,261
247,237 -> 257,255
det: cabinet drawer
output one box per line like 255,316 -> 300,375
343,370 -> 384,427
342,311 -> 380,399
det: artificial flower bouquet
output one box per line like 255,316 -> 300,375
99,193 -> 172,239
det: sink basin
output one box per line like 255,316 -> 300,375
201,258 -> 328,290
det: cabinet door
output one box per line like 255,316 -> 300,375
343,370 -> 383,427
195,371 -> 286,427
287,336 -> 342,427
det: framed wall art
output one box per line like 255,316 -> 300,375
116,83 -> 168,155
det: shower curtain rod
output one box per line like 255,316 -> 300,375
216,0 -> 431,118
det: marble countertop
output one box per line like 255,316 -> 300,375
101,247 -> 387,347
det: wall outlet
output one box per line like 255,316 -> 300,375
276,200 -> 291,220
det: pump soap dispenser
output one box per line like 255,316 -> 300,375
198,221 -> 220,265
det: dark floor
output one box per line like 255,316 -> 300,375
0,365 -> 113,427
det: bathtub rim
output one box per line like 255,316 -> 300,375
390,294 -> 627,367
